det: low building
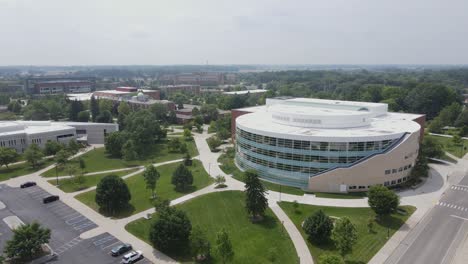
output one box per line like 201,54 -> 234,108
232,97 -> 425,193
0,121 -> 118,153
175,104 -> 230,124
222,89 -> 267,95
159,72 -> 224,86
25,77 -> 96,95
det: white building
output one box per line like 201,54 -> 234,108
233,98 -> 425,193
0,121 -> 118,153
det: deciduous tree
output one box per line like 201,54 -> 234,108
95,175 -> 131,215
215,228 -> 234,264
0,147 -> 19,168
4,222 -> 51,261
143,165 -> 160,199
333,217 -> 357,256
171,164 -> 193,191
303,210 -> 333,243
368,185 -> 399,218
24,143 -> 44,169
149,207 -> 192,253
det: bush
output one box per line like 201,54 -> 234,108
303,210 -> 333,243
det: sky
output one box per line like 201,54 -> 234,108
0,0 -> 467,65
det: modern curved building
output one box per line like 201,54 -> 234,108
232,98 -> 425,193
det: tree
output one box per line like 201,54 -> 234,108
201,104 -> 219,122
319,254 -> 344,264
303,210 -> 333,243
184,153 -> 192,166
190,226 -> 211,261
207,136 -> 222,152
55,149 -> 70,169
172,164 -> 193,191
184,128 -> 193,141
428,117 -> 443,133
452,134 -> 463,145
143,165 -> 160,199
367,218 -> 374,233
333,217 -> 357,256
438,102 -> 462,127
24,143 -> 44,169
180,142 -> 188,154
215,175 -> 226,187
194,115 -> 204,126
244,170 -> 268,221
78,157 -> 86,173
168,137 -> 182,152
69,100 -> 84,121
105,131 -> 127,157
420,137 -> 444,158
118,101 -> 131,115
293,200 -> 300,214
7,100 -> 22,113
67,139 -> 81,155
215,228 -> 234,264
90,95 -> 100,122
96,110 -> 113,123
459,125 -> 468,137
95,175 -> 131,215
149,207 -> 192,253
44,140 -> 63,156
77,111 -> 90,122
0,147 -> 19,168
4,222 -> 51,261
368,185 -> 399,218
122,139 -> 138,161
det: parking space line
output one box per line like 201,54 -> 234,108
74,221 -> 96,230
101,241 -> 121,250
65,214 -> 85,223
62,212 -> 80,220
66,216 -> 87,225
93,235 -> 115,246
47,202 -> 67,210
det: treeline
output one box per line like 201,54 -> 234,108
241,69 -> 468,119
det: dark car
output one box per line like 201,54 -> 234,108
43,195 -> 59,204
111,244 -> 132,257
20,182 -> 37,188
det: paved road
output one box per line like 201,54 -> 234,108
385,174 -> 468,264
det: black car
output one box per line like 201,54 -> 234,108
20,182 -> 37,188
43,195 -> 59,204
110,243 -> 132,256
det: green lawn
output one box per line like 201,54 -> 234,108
314,192 -> 367,199
0,158 -> 55,182
427,135 -> 468,158
75,160 -> 213,218
218,148 -> 305,196
279,202 -> 416,264
126,191 -> 299,264
47,168 -> 140,193
41,139 -> 198,177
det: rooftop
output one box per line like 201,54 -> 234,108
223,89 -> 267,95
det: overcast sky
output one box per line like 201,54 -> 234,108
1,0 -> 467,65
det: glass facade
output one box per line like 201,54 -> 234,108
235,127 -> 401,188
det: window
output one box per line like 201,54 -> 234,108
76,129 -> 87,134
349,186 -> 357,190
398,167 -> 403,172
391,180 -> 396,185
385,170 -> 391,175
397,179 -> 402,183
404,165 -> 408,170
392,169 -> 397,173
358,186 -> 366,189
384,181 -> 390,186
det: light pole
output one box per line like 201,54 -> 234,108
55,165 -> 59,186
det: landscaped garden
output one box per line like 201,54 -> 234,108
218,147 -> 305,196
126,191 -> 299,264
41,139 -> 198,177
279,201 -> 415,263
75,160 -> 212,218
47,168 -> 140,193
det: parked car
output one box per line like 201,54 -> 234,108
43,195 -> 59,204
121,250 -> 143,264
111,243 -> 132,256
20,182 -> 37,188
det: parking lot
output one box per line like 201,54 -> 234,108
0,184 -> 151,264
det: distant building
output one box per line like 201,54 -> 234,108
25,76 -> 96,95
0,121 -> 118,153
93,88 -> 160,101
175,104 -> 230,124
158,85 -> 201,97
159,72 -> 224,86
222,89 -> 267,95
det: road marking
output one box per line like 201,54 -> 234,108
454,184 -> 468,188
53,237 -> 82,255
74,221 -> 96,230
62,212 -> 80,220
450,215 -> 468,221
66,216 -> 86,225
65,214 -> 84,223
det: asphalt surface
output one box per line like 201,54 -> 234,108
385,175 -> 468,264
0,184 -> 151,264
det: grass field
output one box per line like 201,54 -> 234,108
47,168 -> 140,193
42,139 -> 198,177
279,202 -> 415,263
427,134 -> 468,158
0,158 -> 54,182
126,191 -> 299,264
75,160 -> 213,218
218,148 -> 305,196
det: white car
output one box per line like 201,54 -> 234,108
121,250 -> 143,264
